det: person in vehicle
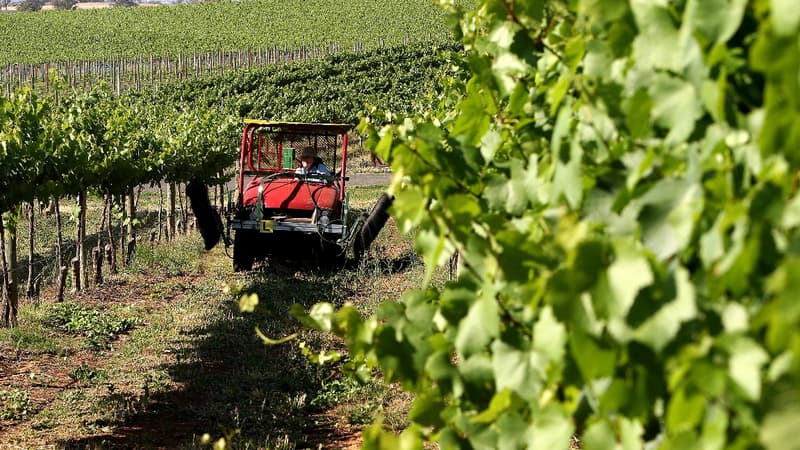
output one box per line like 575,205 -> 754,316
296,146 -> 331,176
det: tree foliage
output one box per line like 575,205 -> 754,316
15,0 -> 45,12
49,0 -> 78,10
292,1 -> 800,448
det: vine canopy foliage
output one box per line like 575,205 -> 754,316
292,0 -> 800,448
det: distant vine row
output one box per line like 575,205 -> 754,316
0,42 -> 458,327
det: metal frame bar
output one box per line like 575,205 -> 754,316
230,219 -> 345,235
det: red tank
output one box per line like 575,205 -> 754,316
243,177 -> 340,213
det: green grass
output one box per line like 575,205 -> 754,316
0,304 -> 70,355
0,0 -> 459,64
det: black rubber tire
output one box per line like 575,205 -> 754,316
233,231 -> 255,272
321,242 -> 346,270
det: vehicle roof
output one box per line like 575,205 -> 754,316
243,120 -> 353,134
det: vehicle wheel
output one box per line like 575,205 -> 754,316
233,231 -> 255,272
321,242 -> 346,270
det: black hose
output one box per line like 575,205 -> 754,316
186,180 -> 223,250
353,193 -> 394,260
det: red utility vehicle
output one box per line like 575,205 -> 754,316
226,120 -> 356,271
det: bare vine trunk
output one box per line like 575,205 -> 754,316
106,193 -> 117,274
219,181 -> 225,214
97,194 -> 108,251
54,197 -> 65,302
119,192 -> 128,268
134,185 -> 142,211
0,213 -> 10,326
3,207 -> 20,327
76,191 -> 87,290
25,202 -> 35,298
167,182 -> 176,240
157,182 -> 164,242
54,197 -> 63,269
126,185 -> 136,264
177,183 -> 186,234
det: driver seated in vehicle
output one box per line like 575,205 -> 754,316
295,146 -> 331,176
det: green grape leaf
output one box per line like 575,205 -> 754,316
533,306 -> 567,369
623,88 -> 653,139
238,293 -> 259,313
760,400 -> 800,450
551,140 -> 584,209
570,331 -> 616,380
583,419 -> 616,450
415,229 -> 454,285
649,74 -> 702,145
530,404 -> 574,450
606,240 -> 653,319
491,341 -> 541,402
666,387 -> 707,433
408,390 -> 446,428
456,294 -> 500,357
633,267 -> 697,352
726,337 -> 769,401
770,0 -> 800,36
684,0 -> 748,44
472,388 -> 513,424
496,410 -> 534,450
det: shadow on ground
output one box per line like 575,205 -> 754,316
53,258 -> 412,450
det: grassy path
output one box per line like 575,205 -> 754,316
0,185 -> 426,449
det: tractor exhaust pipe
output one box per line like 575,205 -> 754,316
186,180 -> 223,250
353,192 -> 394,260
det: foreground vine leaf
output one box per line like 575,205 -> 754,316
291,0 -> 800,448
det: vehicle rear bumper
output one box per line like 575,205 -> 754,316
230,219 -> 345,236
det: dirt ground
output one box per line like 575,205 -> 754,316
0,253 -> 371,449
0,179 -> 426,450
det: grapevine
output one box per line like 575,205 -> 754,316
291,1 -> 800,448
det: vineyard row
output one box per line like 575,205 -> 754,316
0,43 -> 458,327
0,39 -> 425,96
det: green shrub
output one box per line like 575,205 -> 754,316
47,303 -> 137,350
0,389 -> 34,421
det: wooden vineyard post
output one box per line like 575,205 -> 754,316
157,182 -> 164,242
0,213 -> 10,326
7,207 -> 19,326
177,183 -> 187,234
92,247 -> 103,285
126,238 -> 136,265
25,202 -> 35,299
54,196 -> 65,302
119,193 -> 128,268
70,257 -> 80,293
57,266 -> 67,302
218,181 -> 225,214
167,182 -> 176,240
126,186 -> 136,263
76,191 -> 87,290
105,244 -> 114,271
105,193 -> 117,274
